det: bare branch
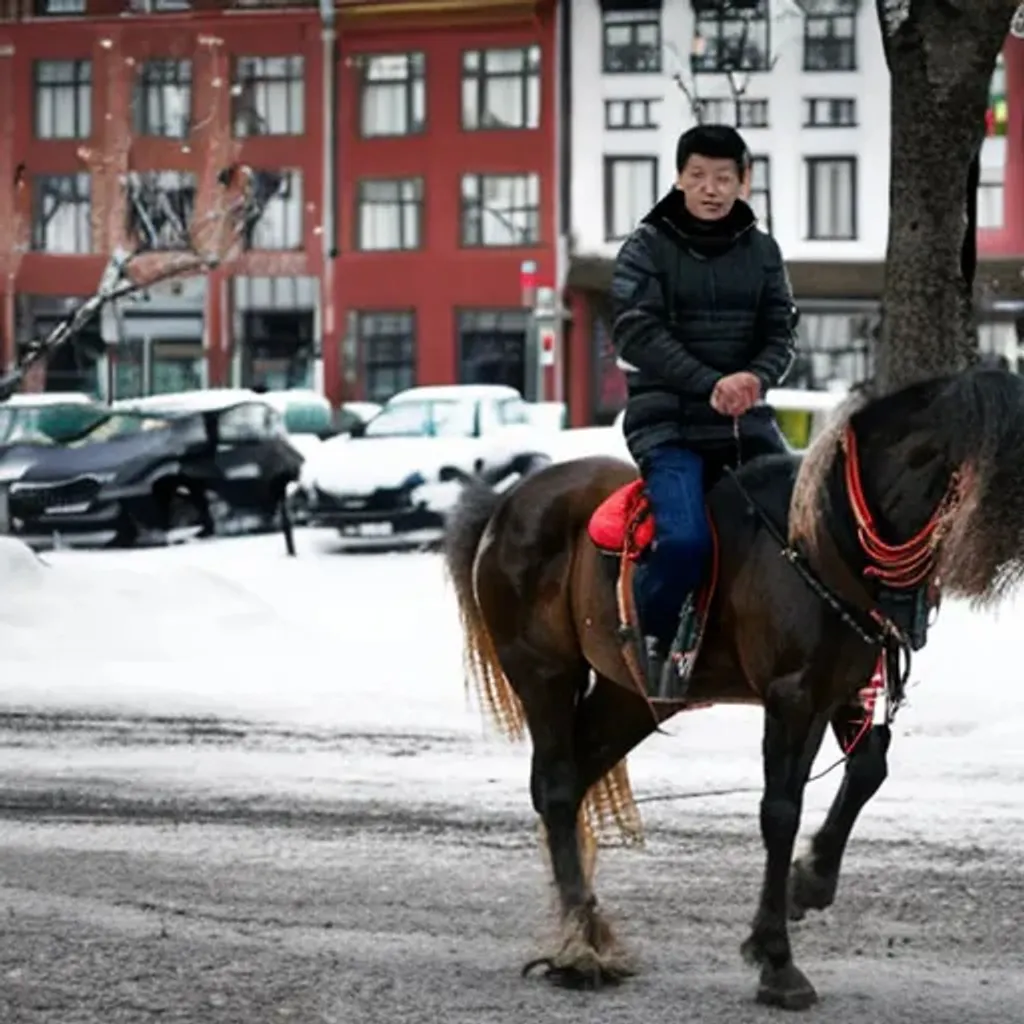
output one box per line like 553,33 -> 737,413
664,41 -> 704,121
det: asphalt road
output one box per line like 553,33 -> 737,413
3,749 -> 1024,1024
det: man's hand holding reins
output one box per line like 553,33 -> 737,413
711,371 -> 761,417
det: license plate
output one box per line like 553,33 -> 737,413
357,522 -> 393,537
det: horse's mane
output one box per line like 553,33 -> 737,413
788,390 -> 868,553
789,368 -> 1024,608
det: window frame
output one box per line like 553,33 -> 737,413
747,155 -> 772,233
125,169 -> 197,253
806,156 -> 858,241
802,97 -> 858,128
802,0 -> 858,73
357,51 -> 427,139
604,97 -> 659,131
33,59 -> 92,141
134,58 -> 192,139
460,172 -> 541,249
456,308 -> 530,394
245,169 -> 304,252
603,154 -> 658,243
736,98 -> 769,129
461,45 -> 541,132
232,55 -> 305,138
31,172 -> 92,254
354,177 -> 425,252
692,1 -> 771,75
356,310 -> 417,404
601,12 -> 662,75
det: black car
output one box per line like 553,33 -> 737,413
7,395 -> 304,547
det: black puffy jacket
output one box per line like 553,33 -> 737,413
611,190 -> 797,460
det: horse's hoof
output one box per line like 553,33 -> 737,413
756,963 -> 818,1011
788,857 -> 837,921
521,955 -> 631,990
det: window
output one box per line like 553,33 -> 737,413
604,156 -> 657,241
605,98 -> 660,130
978,170 -> 1004,230
462,46 -> 540,130
34,60 -> 91,140
806,157 -> 857,240
461,173 -> 540,247
602,11 -> 661,74
803,0 -> 857,72
219,403 -> 273,443
356,178 -> 423,251
358,52 -> 426,138
32,174 -> 91,254
357,312 -> 416,403
803,97 -> 857,127
747,156 -> 771,232
736,99 -> 768,128
247,170 -> 303,250
794,308 -> 877,389
693,1 -> 770,73
498,396 -> 529,425
696,98 -> 767,128
135,59 -> 191,138
33,0 -> 85,13
126,170 -> 196,252
233,56 -> 304,137
457,309 -> 528,393
696,98 -> 732,125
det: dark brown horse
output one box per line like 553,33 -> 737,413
442,368 -> 1024,1010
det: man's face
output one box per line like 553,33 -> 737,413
677,154 -> 744,220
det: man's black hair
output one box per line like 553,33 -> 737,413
675,124 -> 751,177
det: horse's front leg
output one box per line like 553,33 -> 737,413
741,672 -> 828,1011
789,708 -> 891,921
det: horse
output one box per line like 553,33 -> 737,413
442,367 -> 1024,1011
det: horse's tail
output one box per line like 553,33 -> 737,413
442,478 -> 526,740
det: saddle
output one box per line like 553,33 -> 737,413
587,479 -> 720,703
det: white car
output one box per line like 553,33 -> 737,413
299,384 -> 552,547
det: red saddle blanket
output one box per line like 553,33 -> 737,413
588,480 -> 655,560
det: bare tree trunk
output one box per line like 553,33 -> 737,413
874,0 -> 1017,392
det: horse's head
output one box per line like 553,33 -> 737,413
791,366 -> 1024,608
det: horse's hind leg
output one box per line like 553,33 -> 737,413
789,709 -> 891,921
505,651 -> 633,989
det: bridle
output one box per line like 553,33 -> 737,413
840,424 -> 961,593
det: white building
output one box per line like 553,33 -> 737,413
570,0 -> 889,263
561,0 -> 1017,422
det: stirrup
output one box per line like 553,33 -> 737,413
656,593 -> 699,700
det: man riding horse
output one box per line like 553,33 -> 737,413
612,124 -> 799,694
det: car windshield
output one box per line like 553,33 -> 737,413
363,399 -> 476,438
66,413 -> 173,447
0,403 -> 106,445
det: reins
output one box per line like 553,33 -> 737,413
633,414 -> 959,807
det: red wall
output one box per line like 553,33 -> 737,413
334,10 -> 558,395
0,3 -> 558,404
0,10 -> 324,383
979,36 -> 1024,258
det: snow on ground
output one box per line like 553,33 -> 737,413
1,522 -> 1024,850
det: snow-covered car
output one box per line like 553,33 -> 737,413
298,384 -> 552,547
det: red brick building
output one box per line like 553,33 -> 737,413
335,0 -> 559,405
0,0 -> 560,406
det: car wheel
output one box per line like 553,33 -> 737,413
156,481 -> 205,543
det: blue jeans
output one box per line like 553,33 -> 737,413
634,445 -> 712,645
